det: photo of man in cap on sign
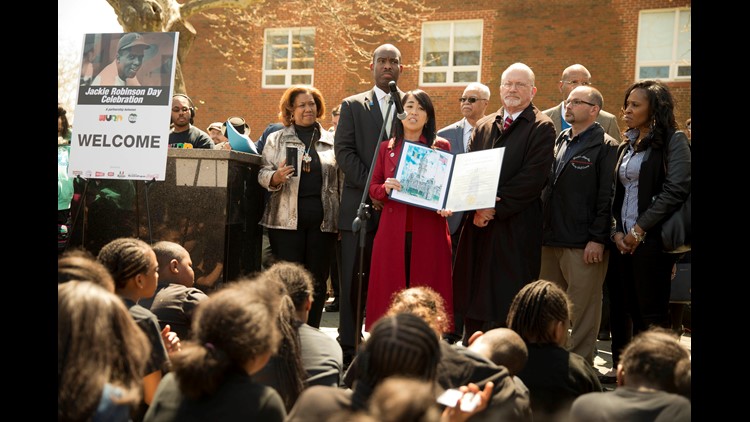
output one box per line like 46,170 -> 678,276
92,33 -> 155,86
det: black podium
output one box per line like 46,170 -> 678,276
67,149 -> 266,291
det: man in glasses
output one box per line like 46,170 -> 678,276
452,63 -> 556,345
540,85 -> 620,367
543,64 -> 622,353
168,94 -> 213,149
437,82 -> 491,344
543,64 -> 621,141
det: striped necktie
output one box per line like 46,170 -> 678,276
503,116 -> 513,131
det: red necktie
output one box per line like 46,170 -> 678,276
503,116 -> 513,131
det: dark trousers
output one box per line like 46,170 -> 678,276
268,226 -> 336,328
604,245 -> 630,366
607,238 -> 676,365
448,230 -> 464,342
330,239 -> 341,300
338,228 -> 375,357
463,318 -> 505,345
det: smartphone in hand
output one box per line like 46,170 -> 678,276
286,146 -> 298,177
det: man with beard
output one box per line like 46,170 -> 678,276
92,33 -> 152,86
452,62 -> 556,345
168,94 -> 213,149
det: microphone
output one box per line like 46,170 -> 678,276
388,81 -> 407,120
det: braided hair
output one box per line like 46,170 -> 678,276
507,280 -> 570,345
351,313 -> 441,410
264,261 -> 314,313
96,237 -> 153,290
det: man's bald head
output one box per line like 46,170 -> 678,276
468,327 -> 528,376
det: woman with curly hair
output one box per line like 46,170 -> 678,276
144,278 -> 287,421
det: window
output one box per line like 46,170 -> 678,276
636,9 -> 691,81
263,28 -> 315,87
420,20 -> 483,86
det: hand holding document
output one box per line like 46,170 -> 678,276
389,141 -> 505,212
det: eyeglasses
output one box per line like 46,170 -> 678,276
565,99 -> 597,107
501,82 -> 531,90
172,107 -> 190,113
459,97 -> 487,103
560,80 -> 592,86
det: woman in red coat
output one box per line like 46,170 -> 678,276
365,89 -> 453,332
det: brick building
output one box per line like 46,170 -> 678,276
181,0 -> 691,137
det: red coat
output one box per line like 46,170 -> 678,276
365,136 -> 454,331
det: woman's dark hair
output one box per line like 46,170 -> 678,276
622,80 -> 678,151
392,89 -> 437,147
351,313 -> 441,410
507,279 -> 570,345
264,261 -> 314,312
58,104 -> 70,139
171,277 -> 282,399
96,237 -> 154,289
58,248 -> 116,292
251,272 -> 307,411
58,281 -> 150,421
278,85 -> 326,126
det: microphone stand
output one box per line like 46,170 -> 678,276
351,95 -> 396,354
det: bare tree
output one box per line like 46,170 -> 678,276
105,0 -> 435,94
59,37 -> 84,114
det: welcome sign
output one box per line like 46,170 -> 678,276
69,32 -> 179,181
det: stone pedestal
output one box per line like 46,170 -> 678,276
68,149 -> 265,291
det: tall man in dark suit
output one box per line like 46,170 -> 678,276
334,44 -> 403,366
437,82 -> 491,344
543,64 -> 622,142
452,63 -> 556,345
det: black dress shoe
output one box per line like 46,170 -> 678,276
324,298 -> 340,312
597,331 -> 611,341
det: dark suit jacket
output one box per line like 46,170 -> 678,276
543,103 -> 622,142
453,103 -> 556,324
334,88 -> 401,232
437,119 -> 468,234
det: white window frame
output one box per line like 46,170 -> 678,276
635,8 -> 691,81
262,27 -> 315,88
420,20 -> 483,86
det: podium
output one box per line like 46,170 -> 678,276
67,149 -> 266,291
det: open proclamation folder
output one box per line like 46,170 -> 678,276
388,140 -> 505,212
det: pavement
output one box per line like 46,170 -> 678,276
318,298 -> 692,387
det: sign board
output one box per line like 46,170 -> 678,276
69,32 -> 179,181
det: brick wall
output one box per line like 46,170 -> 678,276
183,0 -> 691,138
